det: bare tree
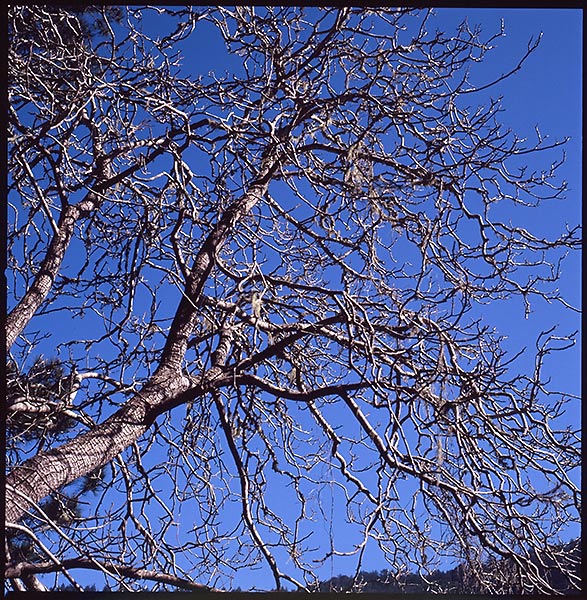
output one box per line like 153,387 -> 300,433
5,6 -> 580,593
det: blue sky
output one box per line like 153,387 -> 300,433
9,7 -> 581,592
422,8 -> 581,385
187,8 -> 582,589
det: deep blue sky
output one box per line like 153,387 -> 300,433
158,7 -> 583,589
426,8 -> 581,394
13,7 -> 581,591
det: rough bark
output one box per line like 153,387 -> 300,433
6,203 -> 86,352
6,6 -> 580,593
5,171 -> 273,524
6,385 -> 157,524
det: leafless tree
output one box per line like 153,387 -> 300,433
5,6 -> 580,593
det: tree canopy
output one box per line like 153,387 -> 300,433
5,6 -> 580,593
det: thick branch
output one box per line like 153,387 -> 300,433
6,119 -> 216,354
6,203 -> 86,352
157,159 -> 278,371
5,165 -> 277,524
5,558 -> 219,592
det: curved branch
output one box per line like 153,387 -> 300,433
157,158 -> 280,372
5,558 -> 219,592
6,119 -> 218,353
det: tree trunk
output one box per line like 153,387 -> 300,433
5,378 -> 167,524
5,185 -> 272,525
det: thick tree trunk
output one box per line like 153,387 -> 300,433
4,359 -> 237,525
5,172 -> 274,524
5,376 -> 170,524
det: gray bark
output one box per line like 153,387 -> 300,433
5,171 -> 274,524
